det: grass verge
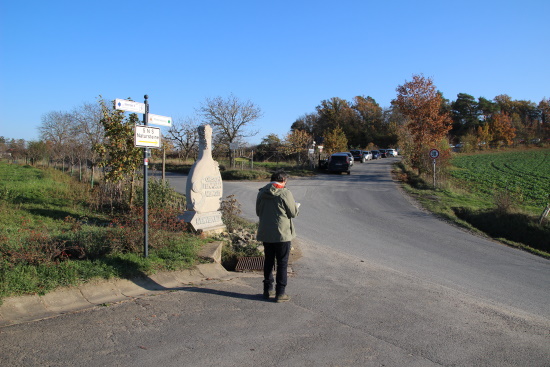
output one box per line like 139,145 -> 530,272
394,156 -> 550,259
0,162 -> 211,304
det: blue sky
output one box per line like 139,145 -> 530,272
1,0 -> 548,145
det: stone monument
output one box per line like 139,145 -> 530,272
181,124 -> 225,234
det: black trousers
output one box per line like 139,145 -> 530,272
263,241 -> 291,295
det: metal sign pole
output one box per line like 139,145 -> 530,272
429,149 -> 439,189
143,95 -> 149,258
433,159 -> 436,188
117,94 -> 168,258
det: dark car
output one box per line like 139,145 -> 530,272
371,150 -> 381,159
379,149 -> 387,158
327,153 -> 351,174
350,149 -> 365,163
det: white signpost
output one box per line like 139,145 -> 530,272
147,113 -> 172,127
134,125 -> 161,148
114,96 -> 171,258
115,99 -> 146,114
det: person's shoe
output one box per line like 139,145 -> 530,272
275,294 -> 291,303
263,290 -> 275,299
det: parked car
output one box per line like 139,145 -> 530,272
336,152 -> 354,166
371,150 -> 381,159
327,153 -> 351,174
362,151 -> 372,161
379,149 -> 387,158
350,150 -> 365,163
386,148 -> 398,157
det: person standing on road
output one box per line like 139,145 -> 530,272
256,170 -> 299,303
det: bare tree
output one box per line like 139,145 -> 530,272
39,111 -> 75,169
167,116 -> 199,161
0,136 -> 6,157
27,140 -> 48,165
72,101 -> 105,185
6,138 -> 27,163
198,94 -> 262,167
72,102 -> 104,148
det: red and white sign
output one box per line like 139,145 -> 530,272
429,149 -> 440,159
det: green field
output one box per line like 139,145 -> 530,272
450,149 -> 550,209
398,148 -> 549,257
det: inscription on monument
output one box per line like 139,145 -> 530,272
182,211 -> 223,230
195,212 -> 222,226
202,176 -> 222,197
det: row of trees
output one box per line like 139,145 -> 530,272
450,93 -> 549,140
285,88 -> 548,151
2,76 -> 548,178
1,102 -> 105,182
0,95 -> 264,185
254,75 -> 548,172
272,75 -> 550,172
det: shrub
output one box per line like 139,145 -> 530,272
221,169 -> 270,180
493,188 -> 523,215
134,177 -> 186,210
220,195 -> 244,232
218,194 -> 262,270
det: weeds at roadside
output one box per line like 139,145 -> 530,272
0,163 -> 208,303
394,156 -> 550,258
452,207 -> 549,254
218,195 -> 262,270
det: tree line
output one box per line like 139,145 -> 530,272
2,74 -> 549,178
256,74 -> 548,172
0,95 -> 264,191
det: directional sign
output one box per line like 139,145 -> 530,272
429,149 -> 440,159
115,99 -> 146,114
135,125 -> 161,148
147,113 -> 172,127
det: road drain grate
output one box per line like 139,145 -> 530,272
236,256 -> 268,272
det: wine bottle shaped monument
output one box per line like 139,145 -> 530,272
182,124 -> 225,232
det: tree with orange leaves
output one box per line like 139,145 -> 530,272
280,129 -> 312,165
476,124 -> 492,149
489,112 -> 516,146
392,74 -> 452,170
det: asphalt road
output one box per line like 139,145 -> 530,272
219,158 -> 550,318
1,158 -> 548,366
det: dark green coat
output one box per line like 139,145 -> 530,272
256,183 -> 299,243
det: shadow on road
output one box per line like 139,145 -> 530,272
180,286 -> 268,302
127,276 -> 269,302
